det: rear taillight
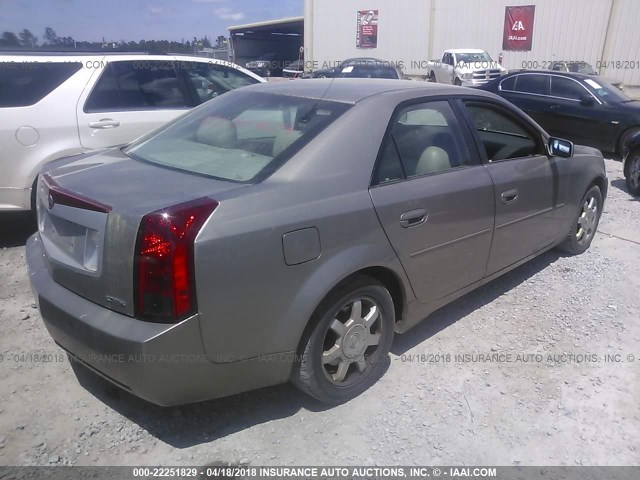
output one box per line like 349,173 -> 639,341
134,198 -> 218,323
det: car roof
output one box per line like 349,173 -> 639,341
239,78 -> 497,104
0,51 -> 226,62
504,69 -> 593,81
0,52 -> 250,68
447,49 -> 486,54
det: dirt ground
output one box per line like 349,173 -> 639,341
0,159 -> 638,467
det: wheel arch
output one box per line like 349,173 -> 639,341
617,125 -> 640,155
293,265 -> 408,357
590,174 -> 608,200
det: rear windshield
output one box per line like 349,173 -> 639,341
0,61 -> 82,107
124,91 -> 350,182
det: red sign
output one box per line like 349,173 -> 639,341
503,5 -> 535,51
356,10 -> 378,49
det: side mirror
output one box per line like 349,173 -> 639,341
548,137 -> 574,158
580,94 -> 595,106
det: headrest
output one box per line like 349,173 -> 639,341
415,146 -> 451,175
273,129 -> 302,157
196,117 -> 237,148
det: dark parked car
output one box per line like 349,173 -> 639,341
28,80 -> 607,406
310,57 -> 401,79
478,70 -> 640,156
623,132 -> 640,195
245,53 -> 283,77
339,60 -> 404,80
283,59 -> 304,79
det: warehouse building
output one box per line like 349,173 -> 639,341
303,0 -> 640,85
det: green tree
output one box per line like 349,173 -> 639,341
18,29 -> 38,48
43,27 -> 58,45
1,31 -> 20,47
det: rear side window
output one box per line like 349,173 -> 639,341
515,74 -> 549,95
499,76 -> 516,91
0,62 -> 81,107
373,100 -> 473,185
85,61 -> 189,112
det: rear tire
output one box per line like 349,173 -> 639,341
429,71 -> 436,83
557,186 -> 603,255
292,276 -> 395,404
454,77 -> 462,86
625,148 -> 640,196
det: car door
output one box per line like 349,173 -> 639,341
459,99 -> 559,275
499,73 -> 552,126
442,53 -> 454,84
541,75 -> 607,148
77,58 -> 193,149
369,99 -> 495,305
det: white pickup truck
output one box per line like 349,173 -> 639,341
427,49 -> 506,86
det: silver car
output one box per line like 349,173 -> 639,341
27,80 -> 607,406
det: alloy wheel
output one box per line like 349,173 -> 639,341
321,298 -> 382,386
576,194 -> 599,245
629,156 -> 640,190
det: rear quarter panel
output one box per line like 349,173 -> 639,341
193,93 -> 418,362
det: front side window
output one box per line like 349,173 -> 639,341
515,74 -> 549,95
373,100 -> 472,185
124,92 -> 349,182
0,62 -> 81,107
550,76 -> 588,101
182,62 -> 260,104
85,61 -> 189,112
465,102 -> 541,161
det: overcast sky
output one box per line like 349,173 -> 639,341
0,0 -> 303,42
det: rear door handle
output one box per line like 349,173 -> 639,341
400,209 -> 427,228
89,119 -> 120,129
550,104 -> 560,110
500,189 -> 519,204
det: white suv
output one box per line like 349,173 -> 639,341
0,52 -> 264,211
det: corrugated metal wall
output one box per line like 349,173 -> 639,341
600,0 -> 640,86
303,0 -> 432,76
305,0 -> 640,85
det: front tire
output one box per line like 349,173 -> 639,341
292,276 -> 395,404
619,127 -> 640,159
454,77 -> 462,86
625,148 -> 640,196
557,186 -> 603,255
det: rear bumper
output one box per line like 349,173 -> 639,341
26,234 -> 291,406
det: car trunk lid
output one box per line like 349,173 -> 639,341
36,147 -> 245,317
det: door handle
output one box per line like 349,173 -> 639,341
89,119 -> 120,129
400,209 -> 427,228
500,189 -> 519,204
549,104 -> 560,110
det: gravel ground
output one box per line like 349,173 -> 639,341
0,159 -> 638,467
